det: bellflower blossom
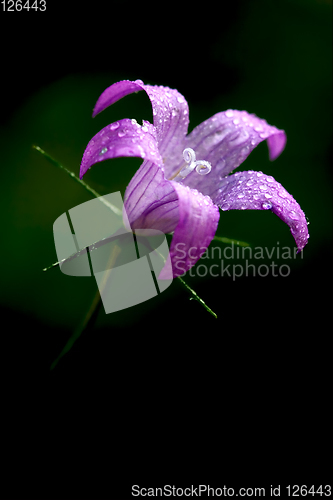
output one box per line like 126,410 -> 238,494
80,79 -> 309,278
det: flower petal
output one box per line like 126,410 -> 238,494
167,183 -> 220,278
216,171 -> 309,251
124,162 -> 220,278
92,80 -> 144,117
124,160 -> 179,234
79,118 -> 162,179
177,110 -> 286,196
91,79 -> 189,178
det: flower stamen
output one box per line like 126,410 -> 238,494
178,148 -> 212,179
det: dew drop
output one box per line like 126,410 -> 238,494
237,193 -> 245,199
221,202 -> 231,211
289,210 -> 299,220
225,110 -> 234,118
110,122 -> 120,131
246,179 -> 254,186
118,129 -> 127,137
262,202 -> 272,210
259,184 -> 268,190
134,79 -> 144,85
99,147 -> 108,155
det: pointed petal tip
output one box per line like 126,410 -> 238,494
215,170 -> 309,253
79,118 -> 162,179
267,131 -> 287,161
92,80 -> 145,118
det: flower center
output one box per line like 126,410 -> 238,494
177,148 -> 212,179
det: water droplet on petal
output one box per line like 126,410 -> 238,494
221,202 -> 231,211
262,202 -> 272,210
110,122 -> 120,131
259,184 -> 268,190
225,110 -> 234,118
99,147 -> 108,155
237,193 -> 245,199
246,179 -> 254,186
289,210 -> 299,220
134,79 -> 144,85
118,129 -> 127,137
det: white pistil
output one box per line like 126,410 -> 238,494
176,148 -> 212,180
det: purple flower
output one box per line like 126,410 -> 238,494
80,79 -> 309,278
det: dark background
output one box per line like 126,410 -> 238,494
1,0 -> 332,498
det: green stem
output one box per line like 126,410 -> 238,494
50,287 -> 102,370
213,235 -> 250,247
177,276 -> 217,319
33,145 -> 122,216
50,244 -> 121,370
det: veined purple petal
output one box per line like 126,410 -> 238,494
177,110 -> 286,196
216,171 -> 309,251
123,162 -> 220,278
166,183 -> 220,278
80,118 -> 162,179
124,160 -> 179,234
91,79 -> 189,178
